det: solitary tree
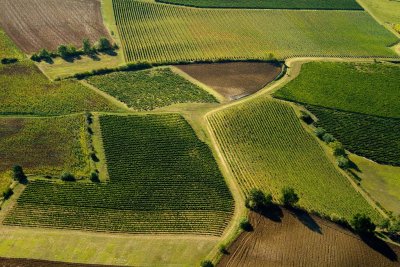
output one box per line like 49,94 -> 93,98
12,165 -> 26,183
351,213 -> 376,235
245,188 -> 272,210
281,186 -> 299,207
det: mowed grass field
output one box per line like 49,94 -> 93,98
0,115 -> 91,181
207,98 -> 381,222
219,210 -> 400,267
4,114 -> 233,235
112,0 -> 397,63
86,68 -> 217,110
0,29 -> 24,59
306,105 -> 400,166
0,61 -> 120,115
274,62 -> 400,118
156,0 -> 362,10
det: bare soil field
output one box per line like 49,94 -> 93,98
0,0 -> 111,53
176,62 -> 282,100
219,208 -> 400,267
0,257 -> 120,267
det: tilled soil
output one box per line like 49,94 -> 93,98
0,257 -> 122,267
176,62 -> 282,100
219,208 -> 400,267
0,0 -> 111,53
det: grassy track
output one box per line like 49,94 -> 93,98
156,0 -> 362,10
0,29 -> 24,59
306,105 -> 400,166
112,0 -> 397,63
0,115 -> 91,181
86,68 -> 217,110
0,61 -> 121,115
207,97 -> 381,222
4,114 -> 233,235
274,62 -> 400,118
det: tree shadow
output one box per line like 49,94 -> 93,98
258,204 -> 284,222
289,207 -> 322,234
349,159 -> 361,172
360,233 -> 398,261
89,53 -> 100,61
102,50 -> 117,56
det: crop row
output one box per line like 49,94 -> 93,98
207,97 -> 381,222
112,0 -> 397,63
307,105 -> 400,166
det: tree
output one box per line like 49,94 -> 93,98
67,44 -> 77,56
239,217 -> 252,231
200,260 -> 214,267
337,156 -> 350,170
83,38 -> 92,55
322,133 -> 335,143
314,127 -> 326,139
351,213 -> 376,234
97,37 -> 112,51
330,141 -> 346,156
57,45 -> 69,58
12,165 -> 27,183
61,172 -> 76,182
3,188 -> 13,200
299,111 -> 313,124
281,186 -> 299,207
245,188 -> 272,210
90,172 -> 100,183
39,49 -> 51,60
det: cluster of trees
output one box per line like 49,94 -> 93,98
245,187 -> 299,211
30,37 -> 118,62
315,127 -> 350,169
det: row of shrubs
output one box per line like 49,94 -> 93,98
30,37 -> 118,62
1,58 -> 18,64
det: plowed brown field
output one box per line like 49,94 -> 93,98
0,0 -> 110,53
176,62 -> 282,100
0,257 -> 121,267
219,209 -> 400,267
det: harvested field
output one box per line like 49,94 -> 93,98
219,209 -> 400,267
0,0 -> 111,53
176,62 -> 282,100
0,257 -> 119,267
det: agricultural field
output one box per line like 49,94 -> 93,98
156,0 -> 363,10
0,29 -> 24,60
207,97 -> 381,222
4,114 -> 233,235
275,62 -> 400,118
0,257 -> 119,267
219,210 -> 400,266
358,0 -> 400,31
0,0 -> 111,53
306,105 -> 400,166
86,68 -> 217,110
350,154 -> 400,215
112,0 -> 397,63
0,115 -> 91,180
0,61 -> 120,115
176,62 -> 282,100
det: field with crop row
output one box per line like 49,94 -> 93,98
86,68 -> 217,110
306,105 -> 400,166
5,114 -> 233,235
0,115 -> 91,179
274,62 -> 400,118
156,0 -> 362,10
208,98 -> 381,222
0,61 -> 120,115
112,0 -> 397,63
0,29 -> 24,59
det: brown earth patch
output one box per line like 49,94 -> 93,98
176,62 -> 282,100
0,0 -> 111,53
219,208 -> 400,267
0,257 -> 121,267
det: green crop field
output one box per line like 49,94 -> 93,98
4,114 -> 233,235
86,68 -> 217,110
306,105 -> 400,166
275,62 -> 400,118
0,29 -> 24,59
208,98 -> 381,222
156,0 -> 362,10
112,0 -> 397,63
0,61 -> 120,115
0,115 -> 91,180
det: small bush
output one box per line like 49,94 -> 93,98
337,156 -> 350,170
218,244 -> 228,254
300,111 -> 313,124
1,58 -> 18,64
314,127 -> 326,139
3,188 -> 13,200
281,186 -> 299,207
61,172 -> 76,182
90,153 -> 99,162
90,172 -> 100,183
239,217 -> 252,231
200,260 -> 214,267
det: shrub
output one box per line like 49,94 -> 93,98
67,45 -> 78,56
239,217 -> 252,231
3,188 -> 13,200
60,172 -> 76,182
1,58 -> 18,64
314,127 -> 326,139
322,133 -> 335,143
97,37 -> 112,51
218,244 -> 228,254
330,141 -> 346,156
30,53 -> 40,62
39,49 -> 51,60
245,188 -> 272,210
300,111 -> 313,124
12,165 -> 27,183
337,156 -> 350,170
281,186 -> 299,206
90,172 -> 100,183
83,38 -> 93,55
57,45 -> 69,58
200,260 -> 214,267
351,213 -> 375,234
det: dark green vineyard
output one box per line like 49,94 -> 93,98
4,114 -> 233,235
